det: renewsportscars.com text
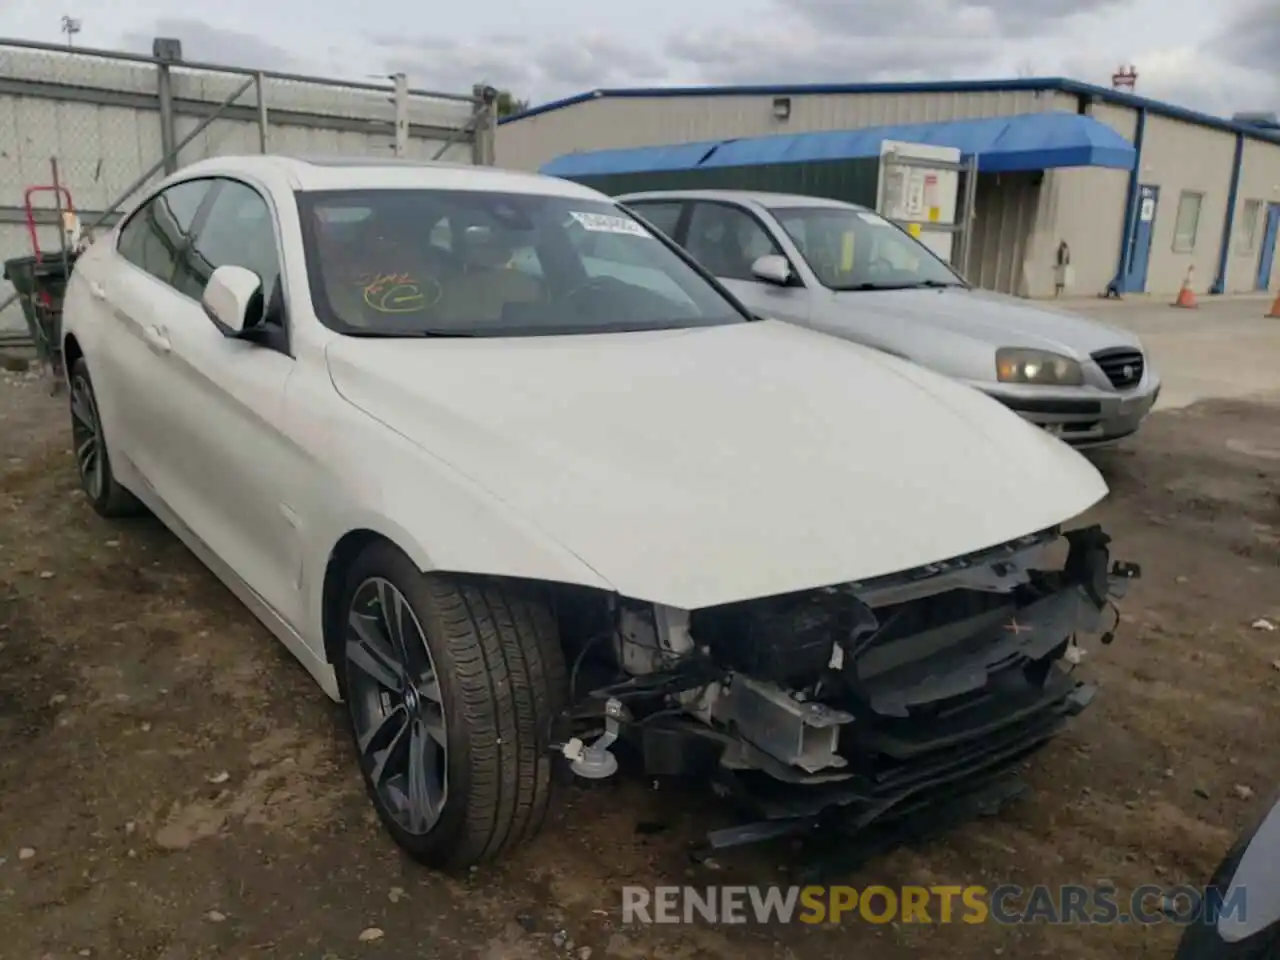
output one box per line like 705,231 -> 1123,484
621,884 -> 1246,926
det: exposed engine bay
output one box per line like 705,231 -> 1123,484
548,524 -> 1140,855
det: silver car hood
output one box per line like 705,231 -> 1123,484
831,287 -> 1142,358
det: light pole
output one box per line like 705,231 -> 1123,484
60,15 -> 81,49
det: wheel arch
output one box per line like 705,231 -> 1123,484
63,332 -> 84,387
315,481 -> 618,676
320,526 -> 427,671
317,518 -> 612,679
63,331 -> 83,368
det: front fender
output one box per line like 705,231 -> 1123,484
302,412 -> 616,644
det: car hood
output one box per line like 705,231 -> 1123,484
326,320 -> 1107,610
832,286 -> 1142,357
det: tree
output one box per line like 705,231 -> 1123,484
495,90 -> 530,118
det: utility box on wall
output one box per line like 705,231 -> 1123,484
876,140 -> 963,264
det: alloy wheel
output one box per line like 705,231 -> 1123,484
345,577 -> 448,835
69,374 -> 104,501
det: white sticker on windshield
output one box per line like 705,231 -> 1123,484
569,211 -> 652,237
857,212 -> 890,226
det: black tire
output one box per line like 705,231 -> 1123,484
339,541 -> 567,869
68,357 -> 143,518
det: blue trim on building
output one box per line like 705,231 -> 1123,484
1212,133 -> 1246,295
500,76 -> 1280,147
540,138 -> 726,177
1111,107 -> 1147,295
539,112 -> 1136,178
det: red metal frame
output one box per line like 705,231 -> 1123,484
23,185 -> 76,264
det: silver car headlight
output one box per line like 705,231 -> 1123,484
995,348 -> 1084,386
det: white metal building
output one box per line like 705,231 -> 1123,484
497,79 -> 1280,300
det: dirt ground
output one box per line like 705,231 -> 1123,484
2,352 -> 1279,960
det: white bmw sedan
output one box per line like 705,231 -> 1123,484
61,155 -> 1133,869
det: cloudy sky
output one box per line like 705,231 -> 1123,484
0,0 -> 1275,118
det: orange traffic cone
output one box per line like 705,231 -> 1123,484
1267,291 -> 1280,319
1172,266 -> 1197,308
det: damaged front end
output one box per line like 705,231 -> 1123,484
551,524 -> 1140,858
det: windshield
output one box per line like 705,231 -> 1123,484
296,189 -> 749,337
771,206 -> 965,291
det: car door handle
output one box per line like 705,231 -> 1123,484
89,281 -> 106,300
143,325 -> 171,353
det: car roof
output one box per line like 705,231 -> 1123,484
617,189 -> 870,212
171,154 -> 609,200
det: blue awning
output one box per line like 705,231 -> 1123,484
540,112 -> 1136,178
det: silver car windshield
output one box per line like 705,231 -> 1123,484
771,206 -> 965,292
296,189 -> 750,337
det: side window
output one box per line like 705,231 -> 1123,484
117,179 -> 212,287
175,180 -> 281,311
627,201 -> 683,238
684,202 -> 781,282
1172,191 -> 1203,253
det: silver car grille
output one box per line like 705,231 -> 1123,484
1091,348 -> 1144,390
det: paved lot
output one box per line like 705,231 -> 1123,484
1067,294 -> 1280,410
1,298 -> 1279,960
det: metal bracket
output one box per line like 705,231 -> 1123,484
563,698 -> 624,779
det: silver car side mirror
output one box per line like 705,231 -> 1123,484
750,254 -> 791,286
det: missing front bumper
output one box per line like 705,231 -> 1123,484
640,525 -> 1140,858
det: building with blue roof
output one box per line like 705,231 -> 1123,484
497,78 -> 1280,300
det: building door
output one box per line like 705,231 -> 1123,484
1256,203 -> 1280,292
1122,184 -> 1159,293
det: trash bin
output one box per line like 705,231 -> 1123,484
3,253 -> 76,369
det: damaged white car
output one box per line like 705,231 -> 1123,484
59,155 -> 1139,869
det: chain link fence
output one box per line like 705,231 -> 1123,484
0,36 -> 496,340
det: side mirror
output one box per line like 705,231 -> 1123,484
750,254 -> 791,286
202,265 -> 264,337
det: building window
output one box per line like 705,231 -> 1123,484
1172,191 -> 1203,253
1237,199 -> 1262,255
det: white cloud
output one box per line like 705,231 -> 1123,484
1,0 -> 1276,118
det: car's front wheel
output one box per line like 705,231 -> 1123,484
68,357 -> 142,518
339,542 -> 567,869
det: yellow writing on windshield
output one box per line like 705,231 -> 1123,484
358,272 -> 433,313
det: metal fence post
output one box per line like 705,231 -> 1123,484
959,154 -> 981,279
0,36 -> 488,339
254,71 -> 269,153
391,73 -> 409,157
471,84 -> 497,166
83,73 -> 257,234
470,85 -> 485,165
152,37 -> 183,174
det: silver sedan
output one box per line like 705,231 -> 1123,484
617,189 -> 1161,448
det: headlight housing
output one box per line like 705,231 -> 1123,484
995,348 -> 1084,386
